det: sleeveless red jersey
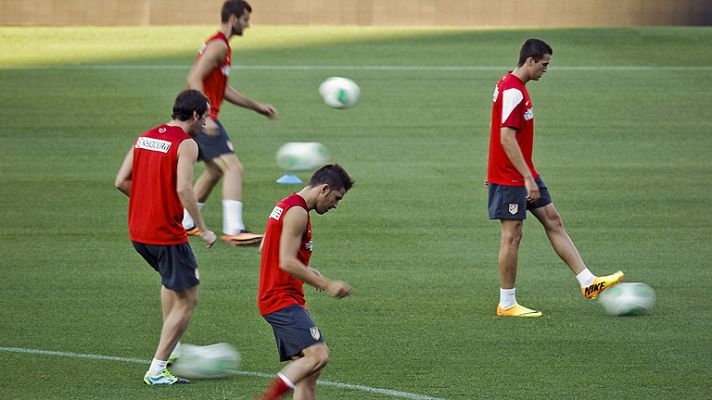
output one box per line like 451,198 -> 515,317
258,193 -> 313,316
128,124 -> 192,245
488,72 -> 539,186
195,32 -> 231,119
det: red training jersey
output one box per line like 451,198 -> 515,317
194,32 -> 231,119
487,72 -> 539,186
128,124 -> 192,245
258,193 -> 313,316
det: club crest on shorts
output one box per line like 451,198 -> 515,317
309,327 -> 321,340
508,204 -> 519,215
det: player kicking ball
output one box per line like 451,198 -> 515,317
486,38 -> 623,317
256,164 -> 354,399
115,90 -> 217,384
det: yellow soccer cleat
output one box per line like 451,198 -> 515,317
496,304 -> 543,318
581,271 -> 624,299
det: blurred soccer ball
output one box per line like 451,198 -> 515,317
276,142 -> 330,171
170,343 -> 240,379
598,282 -> 656,316
319,77 -> 360,109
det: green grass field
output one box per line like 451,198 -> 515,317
1,26 -> 711,399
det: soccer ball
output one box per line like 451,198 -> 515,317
170,343 -> 240,379
276,142 -> 330,171
319,77 -> 360,109
598,283 -> 656,316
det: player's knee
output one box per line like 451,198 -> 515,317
180,290 -> 199,309
316,347 -> 329,369
305,345 -> 329,370
545,212 -> 564,232
501,228 -> 522,247
218,155 -> 244,177
180,297 -> 198,312
206,168 -> 223,182
228,161 -> 244,178
313,353 -> 329,370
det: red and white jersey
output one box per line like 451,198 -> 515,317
194,32 -> 231,119
258,193 -> 313,316
487,72 -> 539,186
128,124 -> 191,245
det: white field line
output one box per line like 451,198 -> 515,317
0,346 -> 444,400
1,64 -> 711,72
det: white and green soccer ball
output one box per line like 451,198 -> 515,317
319,77 -> 360,109
276,142 -> 330,172
598,282 -> 656,316
170,343 -> 240,379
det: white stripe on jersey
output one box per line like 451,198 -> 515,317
501,88 -> 524,124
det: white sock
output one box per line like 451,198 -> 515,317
223,199 -> 245,235
277,372 -> 296,389
576,268 -> 596,287
499,288 -> 517,308
148,358 -> 168,376
182,202 -> 205,229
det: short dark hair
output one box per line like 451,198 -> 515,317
221,0 -> 252,22
171,90 -> 209,121
309,164 -> 354,193
517,38 -> 553,67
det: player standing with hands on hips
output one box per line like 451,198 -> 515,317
486,38 -> 624,317
115,90 -> 217,384
181,0 -> 277,246
256,164 -> 354,400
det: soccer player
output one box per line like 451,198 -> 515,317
115,89 -> 217,384
487,38 -> 624,317
181,0 -> 277,246
256,164 -> 354,400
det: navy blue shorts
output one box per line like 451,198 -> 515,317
195,119 -> 234,161
132,241 -> 199,290
488,176 -> 552,220
263,305 -> 324,362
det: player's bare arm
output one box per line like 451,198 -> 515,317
308,267 -> 324,291
114,148 -> 134,196
187,40 -> 226,93
224,85 -> 278,119
279,207 -> 351,298
187,41 -> 226,136
177,139 -> 217,248
500,127 -> 540,201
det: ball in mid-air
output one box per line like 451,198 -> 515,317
319,77 -> 360,109
170,343 -> 240,379
276,142 -> 330,171
598,282 -> 656,316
